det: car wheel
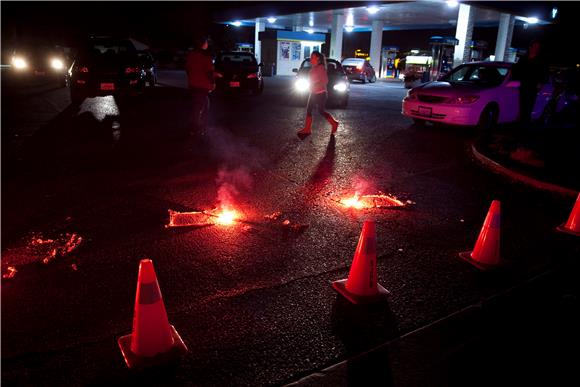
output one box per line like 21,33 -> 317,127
361,75 -> 367,84
252,81 -> 264,95
370,74 -> 377,83
477,104 -> 499,134
70,89 -> 84,106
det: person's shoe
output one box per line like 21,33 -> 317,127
297,116 -> 313,136
325,114 -> 339,133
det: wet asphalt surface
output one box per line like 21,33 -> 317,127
2,71 -> 578,386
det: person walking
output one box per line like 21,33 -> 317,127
297,51 -> 339,136
185,35 -> 214,136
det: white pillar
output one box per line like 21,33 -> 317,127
254,18 -> 265,64
330,12 -> 345,60
370,20 -> 383,78
494,13 -> 515,61
454,3 -> 475,67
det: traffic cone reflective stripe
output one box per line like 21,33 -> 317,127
557,193 -> 580,236
346,231 -> 377,296
459,200 -> 503,270
131,261 -> 174,357
333,220 -> 390,304
118,259 -> 188,369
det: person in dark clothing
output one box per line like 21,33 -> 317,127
185,35 -> 214,136
512,40 -> 550,125
297,51 -> 339,136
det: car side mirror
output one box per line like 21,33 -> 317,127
292,68 -> 298,73
506,80 -> 520,88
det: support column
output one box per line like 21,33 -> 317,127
254,18 -> 265,64
369,20 -> 383,78
330,12 -> 345,60
453,3 -> 475,67
494,13 -> 515,61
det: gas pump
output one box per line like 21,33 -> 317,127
469,40 -> 488,62
429,36 -> 458,80
381,46 -> 399,78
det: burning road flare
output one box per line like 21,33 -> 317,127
214,209 -> 238,226
337,192 -> 408,209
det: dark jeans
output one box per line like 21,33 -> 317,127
191,89 -> 209,134
519,85 -> 538,125
306,91 -> 330,118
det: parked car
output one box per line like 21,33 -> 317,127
137,50 -> 157,88
214,51 -> 264,95
68,37 -> 147,105
341,58 -> 377,83
532,67 -> 579,126
5,44 -> 68,87
402,61 -> 520,130
292,58 -> 350,108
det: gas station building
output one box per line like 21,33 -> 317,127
217,1 -> 552,79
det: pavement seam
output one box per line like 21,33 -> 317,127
471,143 -> 578,198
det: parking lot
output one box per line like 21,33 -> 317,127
2,71 -> 578,386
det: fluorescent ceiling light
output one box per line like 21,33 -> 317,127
446,0 -> 459,7
367,6 -> 380,15
267,17 -> 277,23
232,21 -> 242,27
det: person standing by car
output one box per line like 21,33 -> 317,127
298,51 -> 340,136
512,39 -> 549,126
185,35 -> 214,136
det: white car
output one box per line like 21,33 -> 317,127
402,62 -> 521,130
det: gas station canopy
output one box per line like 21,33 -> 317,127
219,1 -> 551,32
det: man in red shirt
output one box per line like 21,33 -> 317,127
185,36 -> 214,136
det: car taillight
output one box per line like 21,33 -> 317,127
214,72 -> 223,78
79,66 -> 89,73
356,64 -> 363,70
125,67 -> 140,74
247,73 -> 258,79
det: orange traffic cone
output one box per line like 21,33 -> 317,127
556,193 -> 580,236
459,200 -> 503,271
118,259 -> 188,369
332,220 -> 390,304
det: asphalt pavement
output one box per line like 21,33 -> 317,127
2,71 -> 578,386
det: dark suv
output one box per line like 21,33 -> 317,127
68,37 -> 146,105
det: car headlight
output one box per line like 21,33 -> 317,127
448,95 -> 479,104
12,57 -> 28,70
295,78 -> 310,92
51,58 -> 65,70
333,82 -> 347,92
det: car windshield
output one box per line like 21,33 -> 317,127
216,53 -> 257,66
81,39 -> 136,58
300,59 -> 343,74
441,64 -> 509,87
342,58 -> 364,66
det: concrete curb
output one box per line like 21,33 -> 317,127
471,143 -> 578,198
